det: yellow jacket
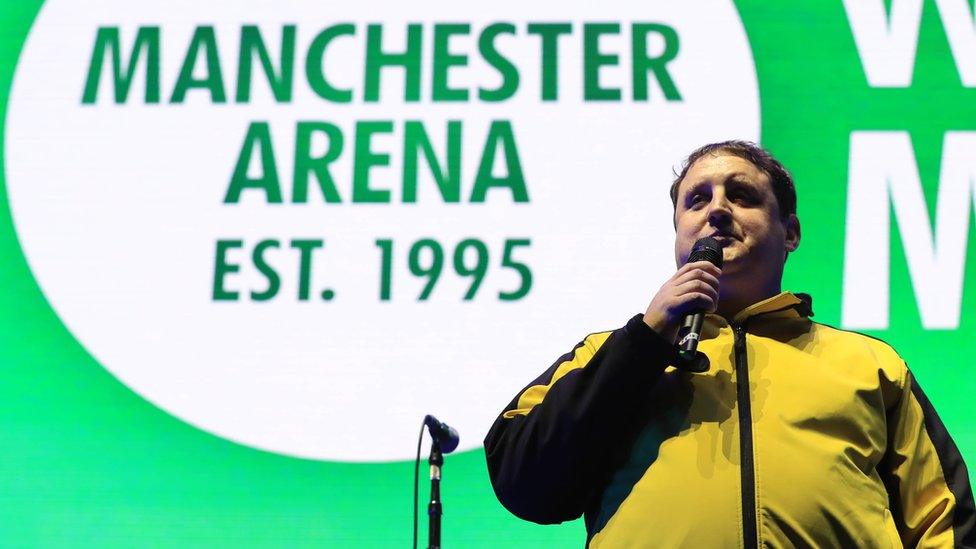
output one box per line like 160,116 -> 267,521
484,292 -> 975,547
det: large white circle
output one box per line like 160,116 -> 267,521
6,0 -> 758,461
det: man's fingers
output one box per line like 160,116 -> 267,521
678,260 -> 722,274
672,260 -> 721,281
675,279 -> 719,303
646,260 -> 722,336
674,291 -> 718,314
672,269 -> 720,293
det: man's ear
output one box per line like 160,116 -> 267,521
785,213 -> 801,253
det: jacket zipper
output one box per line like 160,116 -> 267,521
733,323 -> 758,549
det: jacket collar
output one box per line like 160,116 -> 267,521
730,291 -> 814,324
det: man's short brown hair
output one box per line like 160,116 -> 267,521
669,140 -> 797,219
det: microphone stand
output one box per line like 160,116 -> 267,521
427,439 -> 444,549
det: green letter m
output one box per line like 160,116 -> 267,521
82,26 -> 160,104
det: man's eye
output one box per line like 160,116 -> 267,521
731,190 -> 755,204
691,193 -> 708,205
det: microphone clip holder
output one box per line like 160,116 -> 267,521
675,350 -> 710,373
427,439 -> 444,549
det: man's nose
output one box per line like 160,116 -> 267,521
707,196 -> 733,226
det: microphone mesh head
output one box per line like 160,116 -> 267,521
688,237 -> 724,268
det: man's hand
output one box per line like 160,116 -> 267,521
643,261 -> 721,343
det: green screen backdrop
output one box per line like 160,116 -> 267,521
1,1 -> 974,546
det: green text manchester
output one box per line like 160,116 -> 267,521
81,23 -> 682,104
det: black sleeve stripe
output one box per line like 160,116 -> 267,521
527,339 -> 588,390
502,331 -> 613,419
498,330 -> 615,419
908,372 -> 976,547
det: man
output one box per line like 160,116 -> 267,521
483,141 -> 975,547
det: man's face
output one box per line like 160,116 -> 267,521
673,152 -> 800,289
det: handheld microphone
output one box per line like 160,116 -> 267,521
676,237 -> 723,372
424,415 -> 459,453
